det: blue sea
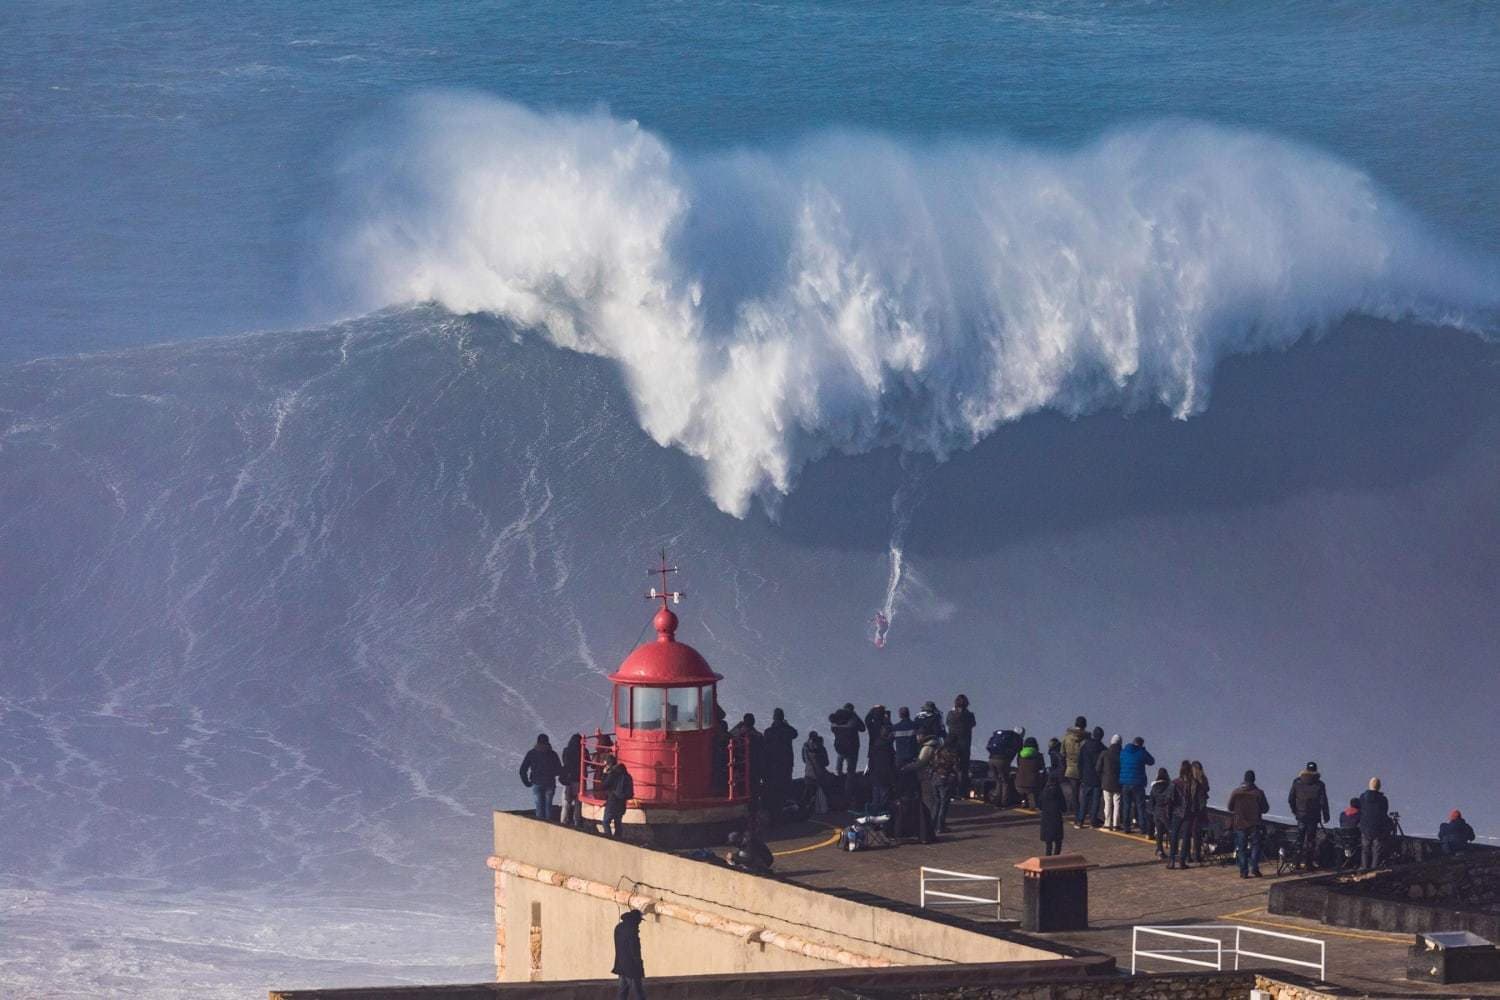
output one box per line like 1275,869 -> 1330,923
2,3 -> 1498,996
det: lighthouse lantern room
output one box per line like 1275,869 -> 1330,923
577,556 -> 751,845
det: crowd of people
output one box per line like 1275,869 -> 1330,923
519,696 -> 1475,876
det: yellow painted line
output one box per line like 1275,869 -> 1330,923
1218,906 -> 1409,944
772,821 -> 842,857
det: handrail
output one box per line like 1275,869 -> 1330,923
1131,924 -> 1325,981
1131,926 -> 1223,975
919,866 -> 1003,921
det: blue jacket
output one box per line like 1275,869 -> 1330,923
891,719 -> 919,765
1118,743 -> 1155,787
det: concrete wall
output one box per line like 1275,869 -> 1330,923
1270,852 -> 1500,939
491,810 -> 1069,983
275,968 -> 1353,1000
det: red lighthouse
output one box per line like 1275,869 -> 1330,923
579,556 -> 751,845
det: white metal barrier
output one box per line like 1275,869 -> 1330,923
919,866 -> 1003,920
1131,924 -> 1326,981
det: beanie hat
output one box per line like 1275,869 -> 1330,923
1110,734 -> 1122,746
1305,761 -> 1318,772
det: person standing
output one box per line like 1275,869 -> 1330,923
827,703 -> 866,777
611,909 -> 647,1000
1148,768 -> 1176,860
728,713 -> 764,803
1039,772 -> 1067,856
601,754 -> 635,838
1168,761 -> 1195,868
945,695 -> 977,799
903,732 -> 944,843
1014,736 -> 1046,808
1061,715 -> 1088,820
914,701 -> 946,740
985,727 -> 1023,806
1119,737 -> 1155,835
1358,778 -> 1391,871
891,707 -> 919,767
867,719 -> 896,813
1188,761 -> 1211,862
1100,735 -> 1123,830
801,731 -> 832,813
1287,762 -> 1330,869
1076,727 -> 1105,828
560,733 -> 584,828
763,708 -> 799,822
519,734 -> 563,821
863,704 -> 890,769
1227,770 -> 1270,878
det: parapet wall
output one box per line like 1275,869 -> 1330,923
490,810 -> 1076,983
272,967 -> 1343,1000
1270,851 -> 1500,939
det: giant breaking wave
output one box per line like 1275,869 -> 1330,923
331,94 -> 1498,516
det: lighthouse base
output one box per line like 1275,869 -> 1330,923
578,799 -> 753,849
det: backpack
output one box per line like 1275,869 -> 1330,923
987,730 -> 1019,758
931,747 -> 960,785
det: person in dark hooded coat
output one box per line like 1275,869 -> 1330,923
1039,772 -> 1067,855
1287,761 -> 1330,868
762,708 -> 799,821
1014,736 -> 1045,808
612,909 -> 646,999
827,703 -> 865,776
944,695 -> 976,798
866,720 -> 896,812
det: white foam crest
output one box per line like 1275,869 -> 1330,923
335,94 -> 1499,516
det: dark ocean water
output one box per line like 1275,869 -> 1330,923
2,3 -> 1498,996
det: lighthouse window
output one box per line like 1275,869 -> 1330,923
665,686 -> 701,731
630,686 -> 664,731
615,685 -> 630,730
700,684 -> 715,724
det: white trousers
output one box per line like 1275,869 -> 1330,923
1102,790 -> 1122,829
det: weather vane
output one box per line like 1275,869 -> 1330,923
646,549 -> 685,609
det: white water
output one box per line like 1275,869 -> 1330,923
332,94 -> 1498,518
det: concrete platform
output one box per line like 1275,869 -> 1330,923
763,799 -> 1500,996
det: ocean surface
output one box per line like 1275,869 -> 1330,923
2,3 -> 1498,996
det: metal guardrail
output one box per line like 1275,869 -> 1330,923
1131,924 -> 1325,981
919,866 -> 1003,921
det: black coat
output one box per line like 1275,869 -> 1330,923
1288,772 -> 1330,823
1358,789 -> 1390,837
867,733 -> 896,785
945,708 -> 976,752
1099,745 -> 1123,793
1039,781 -> 1067,841
560,741 -> 582,787
1076,738 -> 1105,788
828,708 -> 866,755
612,915 -> 644,977
763,720 -> 798,782
728,722 -> 764,783
603,764 -> 634,803
519,745 -> 563,787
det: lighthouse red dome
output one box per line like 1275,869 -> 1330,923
609,605 -> 722,685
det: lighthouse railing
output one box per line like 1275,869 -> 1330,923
578,732 -> 749,806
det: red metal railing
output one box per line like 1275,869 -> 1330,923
579,732 -> 749,806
